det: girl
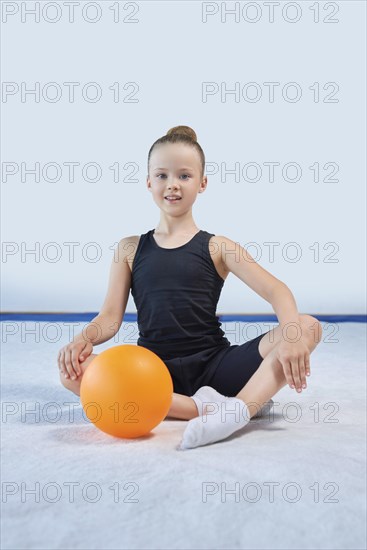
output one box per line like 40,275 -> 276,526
57,125 -> 323,450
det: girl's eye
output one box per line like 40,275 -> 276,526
156,174 -> 190,180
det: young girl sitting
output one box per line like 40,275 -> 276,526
57,125 -> 323,451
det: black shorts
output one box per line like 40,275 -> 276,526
163,330 -> 271,397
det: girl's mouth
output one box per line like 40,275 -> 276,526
164,197 -> 182,203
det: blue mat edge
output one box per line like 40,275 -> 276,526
0,313 -> 366,322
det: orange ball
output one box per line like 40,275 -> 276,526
80,344 -> 173,439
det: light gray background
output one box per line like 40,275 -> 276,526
1,0 -> 366,314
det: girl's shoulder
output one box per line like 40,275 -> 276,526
116,234 -> 141,274
206,234 -> 231,283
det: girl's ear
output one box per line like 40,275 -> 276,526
199,176 -> 208,192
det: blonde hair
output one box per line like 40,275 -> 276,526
147,125 -> 205,178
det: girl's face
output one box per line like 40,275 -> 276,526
147,143 -> 207,212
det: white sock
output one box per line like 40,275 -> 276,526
177,396 -> 250,450
191,385 -> 274,419
191,386 -> 228,416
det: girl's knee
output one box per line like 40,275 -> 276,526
79,353 -> 98,372
59,372 -> 81,396
300,315 -> 323,345
58,353 -> 97,382
59,353 -> 98,395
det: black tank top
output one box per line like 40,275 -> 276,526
131,228 -> 231,360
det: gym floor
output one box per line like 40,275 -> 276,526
1,321 -> 366,550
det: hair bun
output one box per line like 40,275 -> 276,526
166,125 -> 197,142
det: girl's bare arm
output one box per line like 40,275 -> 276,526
74,236 -> 135,346
58,237 -> 135,377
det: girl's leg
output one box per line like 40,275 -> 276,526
59,353 -> 97,396
235,345 -> 288,418
177,323 -> 323,450
60,356 -> 199,420
236,322 -> 323,418
177,347 -> 289,451
165,394 -> 199,420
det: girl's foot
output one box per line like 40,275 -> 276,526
177,396 -> 250,450
191,386 -> 274,418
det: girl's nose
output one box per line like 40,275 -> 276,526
167,182 -> 180,189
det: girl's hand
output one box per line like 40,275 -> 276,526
57,340 -> 93,381
276,339 -> 310,392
